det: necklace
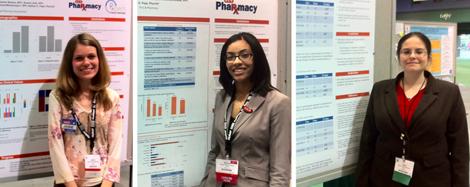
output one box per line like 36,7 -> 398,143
402,77 -> 426,127
402,77 -> 426,100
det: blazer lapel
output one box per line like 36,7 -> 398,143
409,74 -> 438,131
232,93 -> 266,134
384,78 -> 408,132
222,94 -> 232,125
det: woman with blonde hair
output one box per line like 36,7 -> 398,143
48,33 -> 122,187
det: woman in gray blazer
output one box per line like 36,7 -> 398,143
356,32 -> 469,187
200,32 -> 291,187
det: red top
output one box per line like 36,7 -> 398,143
396,83 -> 425,128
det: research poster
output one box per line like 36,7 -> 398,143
137,0 -> 278,186
406,25 -> 455,77
0,0 -> 131,179
296,0 -> 375,183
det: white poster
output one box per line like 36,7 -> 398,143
0,0 -> 131,180
296,0 -> 375,183
406,25 -> 455,77
137,0 -> 278,186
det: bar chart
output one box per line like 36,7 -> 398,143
2,93 -> 17,118
0,92 -> 28,119
3,26 -> 62,53
3,26 -> 29,53
138,130 -> 207,186
0,23 -> 66,80
148,141 -> 179,167
145,95 -> 186,118
39,26 -> 62,52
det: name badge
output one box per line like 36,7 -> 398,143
216,159 -> 238,185
61,118 -> 77,133
392,157 -> 414,186
84,154 -> 102,179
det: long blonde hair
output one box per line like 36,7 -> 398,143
55,33 -> 112,111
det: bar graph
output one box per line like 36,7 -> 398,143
2,93 -> 16,105
39,26 -> 62,52
4,26 -> 29,53
2,107 -> 15,119
2,93 -> 16,118
0,92 -> 27,119
149,141 -> 179,166
145,96 -> 186,118
139,92 -> 207,133
138,131 -> 207,186
3,25 -> 62,53
146,98 -> 164,117
38,89 -> 51,112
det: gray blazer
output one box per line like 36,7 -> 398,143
200,89 -> 291,187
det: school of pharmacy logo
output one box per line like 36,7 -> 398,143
216,0 -> 258,14
105,0 -> 126,14
69,0 -> 102,11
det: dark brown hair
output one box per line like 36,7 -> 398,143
397,32 -> 432,59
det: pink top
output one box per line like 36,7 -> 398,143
48,88 -> 122,186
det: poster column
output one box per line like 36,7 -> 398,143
137,0 -> 279,186
296,0 -> 375,183
0,0 -> 131,180
137,15 -> 211,186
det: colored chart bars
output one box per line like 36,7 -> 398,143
1,93 -> 19,119
146,96 -> 186,118
38,90 -> 51,112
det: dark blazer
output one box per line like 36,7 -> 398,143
200,89 -> 291,187
356,71 -> 469,187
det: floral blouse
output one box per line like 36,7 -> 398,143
48,88 -> 122,186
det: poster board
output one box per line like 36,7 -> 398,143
0,0 -> 132,181
395,21 -> 457,82
136,0 -> 279,186
295,0 -> 377,185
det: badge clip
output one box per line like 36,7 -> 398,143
242,106 -> 253,113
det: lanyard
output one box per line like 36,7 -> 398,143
400,133 -> 407,159
223,92 -> 253,158
71,93 -> 97,152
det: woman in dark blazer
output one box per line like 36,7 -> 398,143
356,32 -> 469,187
200,32 -> 291,186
